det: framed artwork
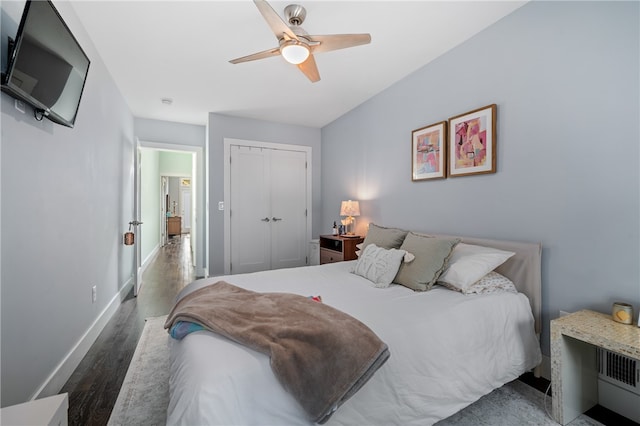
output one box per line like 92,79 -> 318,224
448,104 -> 496,177
411,121 -> 447,181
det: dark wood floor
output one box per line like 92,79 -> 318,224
59,234 -> 638,426
60,234 -> 194,426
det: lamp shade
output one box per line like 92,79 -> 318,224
280,42 -> 310,65
340,200 -> 360,217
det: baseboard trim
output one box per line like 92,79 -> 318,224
196,267 -> 208,279
31,277 -> 134,401
141,244 -> 160,272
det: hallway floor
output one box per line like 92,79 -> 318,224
60,234 -> 194,426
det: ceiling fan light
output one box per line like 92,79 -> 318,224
281,43 -> 309,65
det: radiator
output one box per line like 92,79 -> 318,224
597,348 -> 640,423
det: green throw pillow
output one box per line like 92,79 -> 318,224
394,233 -> 460,291
361,223 -> 408,251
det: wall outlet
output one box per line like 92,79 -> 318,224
559,310 -> 571,317
92,286 -> 97,303
14,99 -> 25,113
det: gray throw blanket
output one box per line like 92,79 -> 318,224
164,281 -> 390,424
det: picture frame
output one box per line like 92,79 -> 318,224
448,104 -> 497,177
411,121 -> 447,181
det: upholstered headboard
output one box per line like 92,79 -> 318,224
435,234 -> 542,334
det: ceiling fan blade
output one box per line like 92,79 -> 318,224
309,34 -> 371,54
229,47 -> 280,64
254,0 -> 298,41
297,54 -> 320,83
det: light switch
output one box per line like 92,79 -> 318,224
218,201 -> 224,211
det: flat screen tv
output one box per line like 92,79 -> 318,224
1,0 -> 90,128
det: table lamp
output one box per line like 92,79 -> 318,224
340,200 -> 360,236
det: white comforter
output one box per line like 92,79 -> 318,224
167,261 -> 541,425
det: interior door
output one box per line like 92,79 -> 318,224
229,145 -> 308,274
133,147 -> 143,295
270,149 -> 307,270
181,189 -> 191,232
230,146 -> 271,273
161,177 -> 168,246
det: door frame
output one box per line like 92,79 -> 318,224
136,139 -> 207,278
223,138 -> 312,275
161,176 -> 169,246
134,147 -> 142,295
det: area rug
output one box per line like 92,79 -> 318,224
108,315 -> 602,426
107,316 -> 170,426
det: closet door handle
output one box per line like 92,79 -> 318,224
272,217 -> 282,222
261,217 -> 271,222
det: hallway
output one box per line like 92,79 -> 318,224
60,235 -> 194,425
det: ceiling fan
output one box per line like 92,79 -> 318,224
229,0 -> 371,83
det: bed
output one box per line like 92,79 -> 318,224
166,228 -> 542,425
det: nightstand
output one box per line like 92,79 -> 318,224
319,235 -> 364,264
551,310 -> 640,425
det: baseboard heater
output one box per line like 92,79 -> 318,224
597,347 -> 640,423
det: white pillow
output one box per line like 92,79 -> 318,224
437,243 -> 515,292
352,244 -> 407,288
465,271 -> 517,294
439,271 -> 517,295
356,245 -> 415,263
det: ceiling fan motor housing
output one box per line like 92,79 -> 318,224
285,4 -> 306,26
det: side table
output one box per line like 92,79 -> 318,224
551,309 -> 640,425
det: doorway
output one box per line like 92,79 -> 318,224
165,176 -> 191,242
136,140 -> 206,289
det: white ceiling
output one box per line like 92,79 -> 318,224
70,1 -> 526,128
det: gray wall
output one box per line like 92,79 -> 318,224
208,113 -> 322,276
321,1 -> 639,356
135,117 -> 205,148
0,2 -> 135,406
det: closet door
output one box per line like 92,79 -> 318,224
229,145 -> 308,274
270,149 -> 307,270
230,146 -> 271,273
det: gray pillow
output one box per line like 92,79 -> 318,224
394,233 -> 460,291
361,223 -> 408,251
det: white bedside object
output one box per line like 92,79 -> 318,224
0,393 -> 68,426
551,310 -> 640,425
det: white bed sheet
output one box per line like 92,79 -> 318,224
168,261 -> 541,426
